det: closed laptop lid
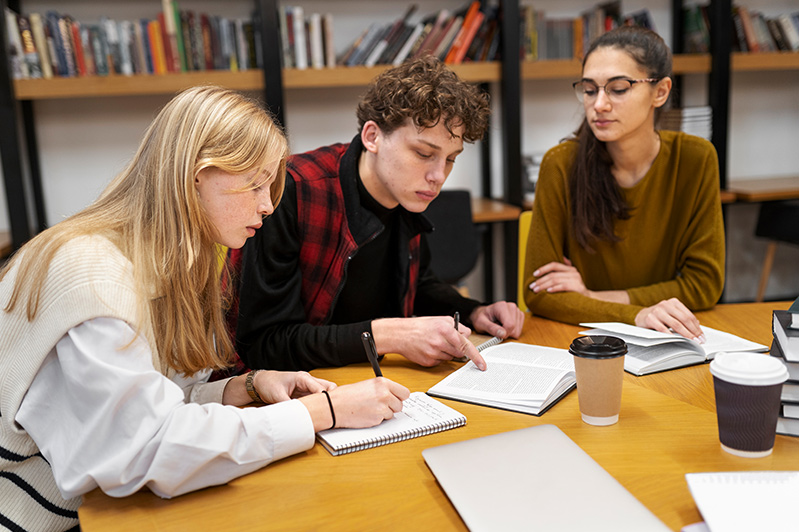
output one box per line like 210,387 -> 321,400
422,424 -> 670,532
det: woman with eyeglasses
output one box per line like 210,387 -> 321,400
523,26 -> 724,341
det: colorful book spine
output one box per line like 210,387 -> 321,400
17,15 -> 43,78
29,13 -> 53,78
147,19 -> 168,74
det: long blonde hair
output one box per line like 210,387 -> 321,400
1,86 -> 288,374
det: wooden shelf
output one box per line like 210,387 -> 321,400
14,70 -> 265,100
673,53 -> 712,74
16,51 -> 797,100
521,54 -> 711,81
13,62 -> 502,100
286,61 -> 501,88
731,51 -> 799,72
521,58 -> 582,80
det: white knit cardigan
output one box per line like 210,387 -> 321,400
0,235 -> 145,531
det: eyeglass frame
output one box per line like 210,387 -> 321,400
572,78 -> 662,103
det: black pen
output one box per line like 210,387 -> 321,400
361,332 -> 383,377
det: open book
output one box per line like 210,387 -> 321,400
316,392 -> 465,456
580,322 -> 768,376
427,343 -> 575,416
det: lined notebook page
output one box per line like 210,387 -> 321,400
316,392 -> 466,456
686,471 -> 799,531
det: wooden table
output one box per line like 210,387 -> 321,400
470,197 -> 521,224
78,302 -> 798,531
725,175 -> 799,202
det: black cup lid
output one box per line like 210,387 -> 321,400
569,336 -> 627,358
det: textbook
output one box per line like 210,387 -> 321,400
315,392 -> 465,456
427,343 -> 575,416
580,322 -> 768,376
774,310 -> 799,362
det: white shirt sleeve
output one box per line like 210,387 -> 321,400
15,317 -> 316,500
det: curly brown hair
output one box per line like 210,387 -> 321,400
356,56 -> 490,143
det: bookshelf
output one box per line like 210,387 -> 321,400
0,0 -> 285,249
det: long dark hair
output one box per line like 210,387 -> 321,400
569,26 -> 672,251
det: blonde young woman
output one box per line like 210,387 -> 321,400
0,86 -> 408,531
524,26 -> 725,341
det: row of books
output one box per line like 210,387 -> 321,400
684,4 -> 799,54
4,2 -> 261,80
521,1 -> 656,62
280,2 -> 501,70
771,304 -> 799,437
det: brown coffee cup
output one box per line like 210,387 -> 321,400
709,352 -> 789,457
569,336 -> 627,426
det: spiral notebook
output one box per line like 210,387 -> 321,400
316,392 -> 466,456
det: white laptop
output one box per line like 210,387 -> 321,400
422,424 -> 670,531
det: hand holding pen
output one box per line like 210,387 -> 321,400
368,317 -> 487,370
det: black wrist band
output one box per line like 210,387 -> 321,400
321,390 -> 336,430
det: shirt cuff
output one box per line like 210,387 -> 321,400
253,399 -> 316,460
187,377 -> 231,404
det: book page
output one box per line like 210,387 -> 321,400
582,323 -> 767,374
700,326 -> 767,355
317,392 -> 464,451
430,345 -> 574,403
625,342 -> 702,364
480,343 -> 574,370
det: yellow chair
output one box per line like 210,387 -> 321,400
517,210 -> 532,312
216,244 -> 229,275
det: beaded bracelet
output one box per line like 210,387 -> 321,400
321,390 -> 336,430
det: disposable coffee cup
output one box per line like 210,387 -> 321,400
569,336 -> 627,426
709,352 -> 789,458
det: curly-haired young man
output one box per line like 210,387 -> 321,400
231,57 -> 524,372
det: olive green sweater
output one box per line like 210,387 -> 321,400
523,130 -> 725,325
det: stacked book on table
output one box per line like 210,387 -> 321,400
771,300 -> 799,437
660,106 -> 712,142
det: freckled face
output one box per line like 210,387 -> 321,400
362,119 -> 465,213
194,166 -> 276,249
582,47 -> 662,145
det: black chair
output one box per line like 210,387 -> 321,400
424,189 -> 481,289
754,199 -> 799,302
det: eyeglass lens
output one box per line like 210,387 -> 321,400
574,80 -> 635,103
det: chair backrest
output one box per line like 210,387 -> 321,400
517,210 -> 532,312
425,189 -> 480,285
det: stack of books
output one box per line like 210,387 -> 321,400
660,106 -> 712,142
771,300 -> 799,437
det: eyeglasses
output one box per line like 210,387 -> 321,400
572,78 -> 660,103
